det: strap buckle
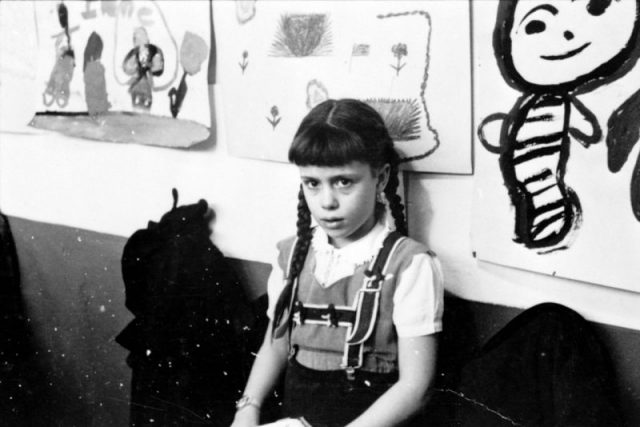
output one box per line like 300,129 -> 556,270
319,304 -> 339,327
345,366 -> 356,381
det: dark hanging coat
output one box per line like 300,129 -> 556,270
116,197 -> 257,426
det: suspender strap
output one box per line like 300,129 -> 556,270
343,231 -> 405,374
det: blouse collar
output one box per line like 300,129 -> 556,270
311,221 -> 391,287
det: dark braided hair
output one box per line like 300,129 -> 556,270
272,98 -> 408,335
272,186 -> 313,337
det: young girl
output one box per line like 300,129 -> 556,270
231,99 -> 443,427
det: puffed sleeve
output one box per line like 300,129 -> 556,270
392,252 -> 444,337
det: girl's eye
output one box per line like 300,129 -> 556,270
335,179 -> 352,188
525,20 -> 546,35
303,180 -> 319,189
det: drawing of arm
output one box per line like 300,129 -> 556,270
478,112 -> 508,154
568,96 -> 602,147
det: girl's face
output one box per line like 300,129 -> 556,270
510,0 -> 637,86
299,161 -> 389,249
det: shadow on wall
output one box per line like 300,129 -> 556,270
7,216 -> 132,426
0,214 -> 48,425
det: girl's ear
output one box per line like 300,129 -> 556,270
376,163 -> 391,193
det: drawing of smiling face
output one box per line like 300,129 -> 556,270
510,0 -> 638,87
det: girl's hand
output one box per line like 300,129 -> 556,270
230,406 -> 260,427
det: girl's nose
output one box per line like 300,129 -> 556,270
564,30 -> 574,41
320,188 -> 338,209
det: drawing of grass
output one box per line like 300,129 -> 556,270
270,13 -> 332,57
364,98 -> 421,141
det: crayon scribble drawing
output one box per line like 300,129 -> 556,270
365,99 -> 421,142
270,13 -> 332,57
478,0 -> 640,253
30,1 -> 212,148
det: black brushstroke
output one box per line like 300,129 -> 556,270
524,114 -> 554,123
493,1 -> 640,96
513,143 -> 562,165
496,94 -> 582,250
168,72 -> 188,118
57,2 -> 68,29
607,87 -> 640,219
478,0 -> 640,253
523,168 -> 553,185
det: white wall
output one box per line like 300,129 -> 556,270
2,82 -> 640,331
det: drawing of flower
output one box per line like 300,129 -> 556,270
239,50 -> 249,74
267,105 -> 281,129
390,43 -> 408,76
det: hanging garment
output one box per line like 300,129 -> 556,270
116,190 -> 256,426
429,302 -> 622,427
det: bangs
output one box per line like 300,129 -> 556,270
288,123 -> 373,167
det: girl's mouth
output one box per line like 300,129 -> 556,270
321,218 -> 344,228
541,42 -> 591,61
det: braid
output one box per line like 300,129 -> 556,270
272,186 -> 313,336
384,161 -> 408,236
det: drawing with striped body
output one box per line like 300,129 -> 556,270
479,0 -> 640,253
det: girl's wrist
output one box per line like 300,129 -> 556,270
235,394 -> 262,412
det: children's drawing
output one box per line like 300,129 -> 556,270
306,79 -> 329,109
122,27 -> 164,110
472,0 -> 640,291
390,43 -> 408,76
236,0 -> 257,24
267,105 -> 282,129
239,50 -> 249,74
217,1 -> 472,173
168,31 -> 209,118
31,1 -> 212,148
43,3 -> 76,108
478,0 -> 640,253
270,13 -> 332,57
83,31 -> 111,116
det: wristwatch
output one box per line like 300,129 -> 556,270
235,395 -> 261,411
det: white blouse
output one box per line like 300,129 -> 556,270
266,223 -> 444,337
